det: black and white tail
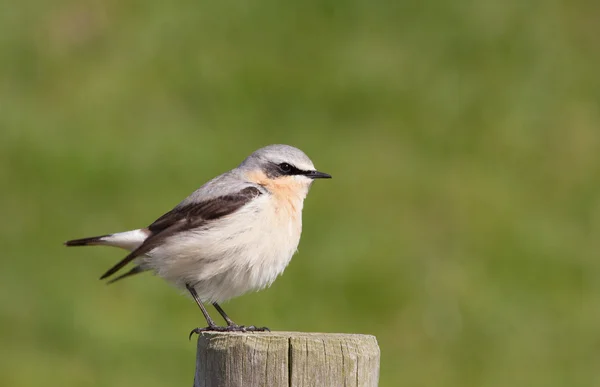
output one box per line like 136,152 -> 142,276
65,229 -> 151,283
64,234 -> 111,247
64,229 -> 149,251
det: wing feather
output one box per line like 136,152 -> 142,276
100,186 -> 262,281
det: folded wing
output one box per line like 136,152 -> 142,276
99,186 -> 262,282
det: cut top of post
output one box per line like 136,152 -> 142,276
194,331 -> 380,387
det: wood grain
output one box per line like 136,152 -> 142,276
194,331 -> 380,387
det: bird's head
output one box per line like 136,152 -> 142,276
240,144 -> 331,199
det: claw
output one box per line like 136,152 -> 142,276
189,326 -> 210,340
188,325 -> 222,339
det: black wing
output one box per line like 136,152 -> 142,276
100,186 -> 262,281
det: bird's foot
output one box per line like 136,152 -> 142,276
189,324 -> 270,339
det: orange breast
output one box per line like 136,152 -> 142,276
246,171 -> 305,225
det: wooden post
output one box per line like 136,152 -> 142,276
194,331 -> 380,387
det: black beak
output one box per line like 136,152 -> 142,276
307,170 -> 332,179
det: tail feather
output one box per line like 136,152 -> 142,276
64,229 -> 149,251
65,229 -> 151,283
65,235 -> 111,247
106,265 -> 147,284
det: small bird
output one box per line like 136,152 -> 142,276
65,144 -> 331,335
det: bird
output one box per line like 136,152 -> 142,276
65,144 -> 331,335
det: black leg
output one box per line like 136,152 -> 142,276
213,302 -> 237,326
186,284 -> 271,338
186,284 -> 218,328
212,302 -> 271,333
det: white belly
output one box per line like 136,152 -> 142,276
142,195 -> 303,303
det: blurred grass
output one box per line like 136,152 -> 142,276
1,0 -> 598,386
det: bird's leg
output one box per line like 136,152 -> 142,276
186,284 -> 270,337
186,284 -> 221,337
212,302 -> 237,327
213,302 -> 271,333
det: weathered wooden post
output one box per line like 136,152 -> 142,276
194,331 -> 380,387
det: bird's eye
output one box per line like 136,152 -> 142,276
279,163 -> 293,173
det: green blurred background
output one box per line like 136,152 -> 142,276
1,1 -> 598,386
